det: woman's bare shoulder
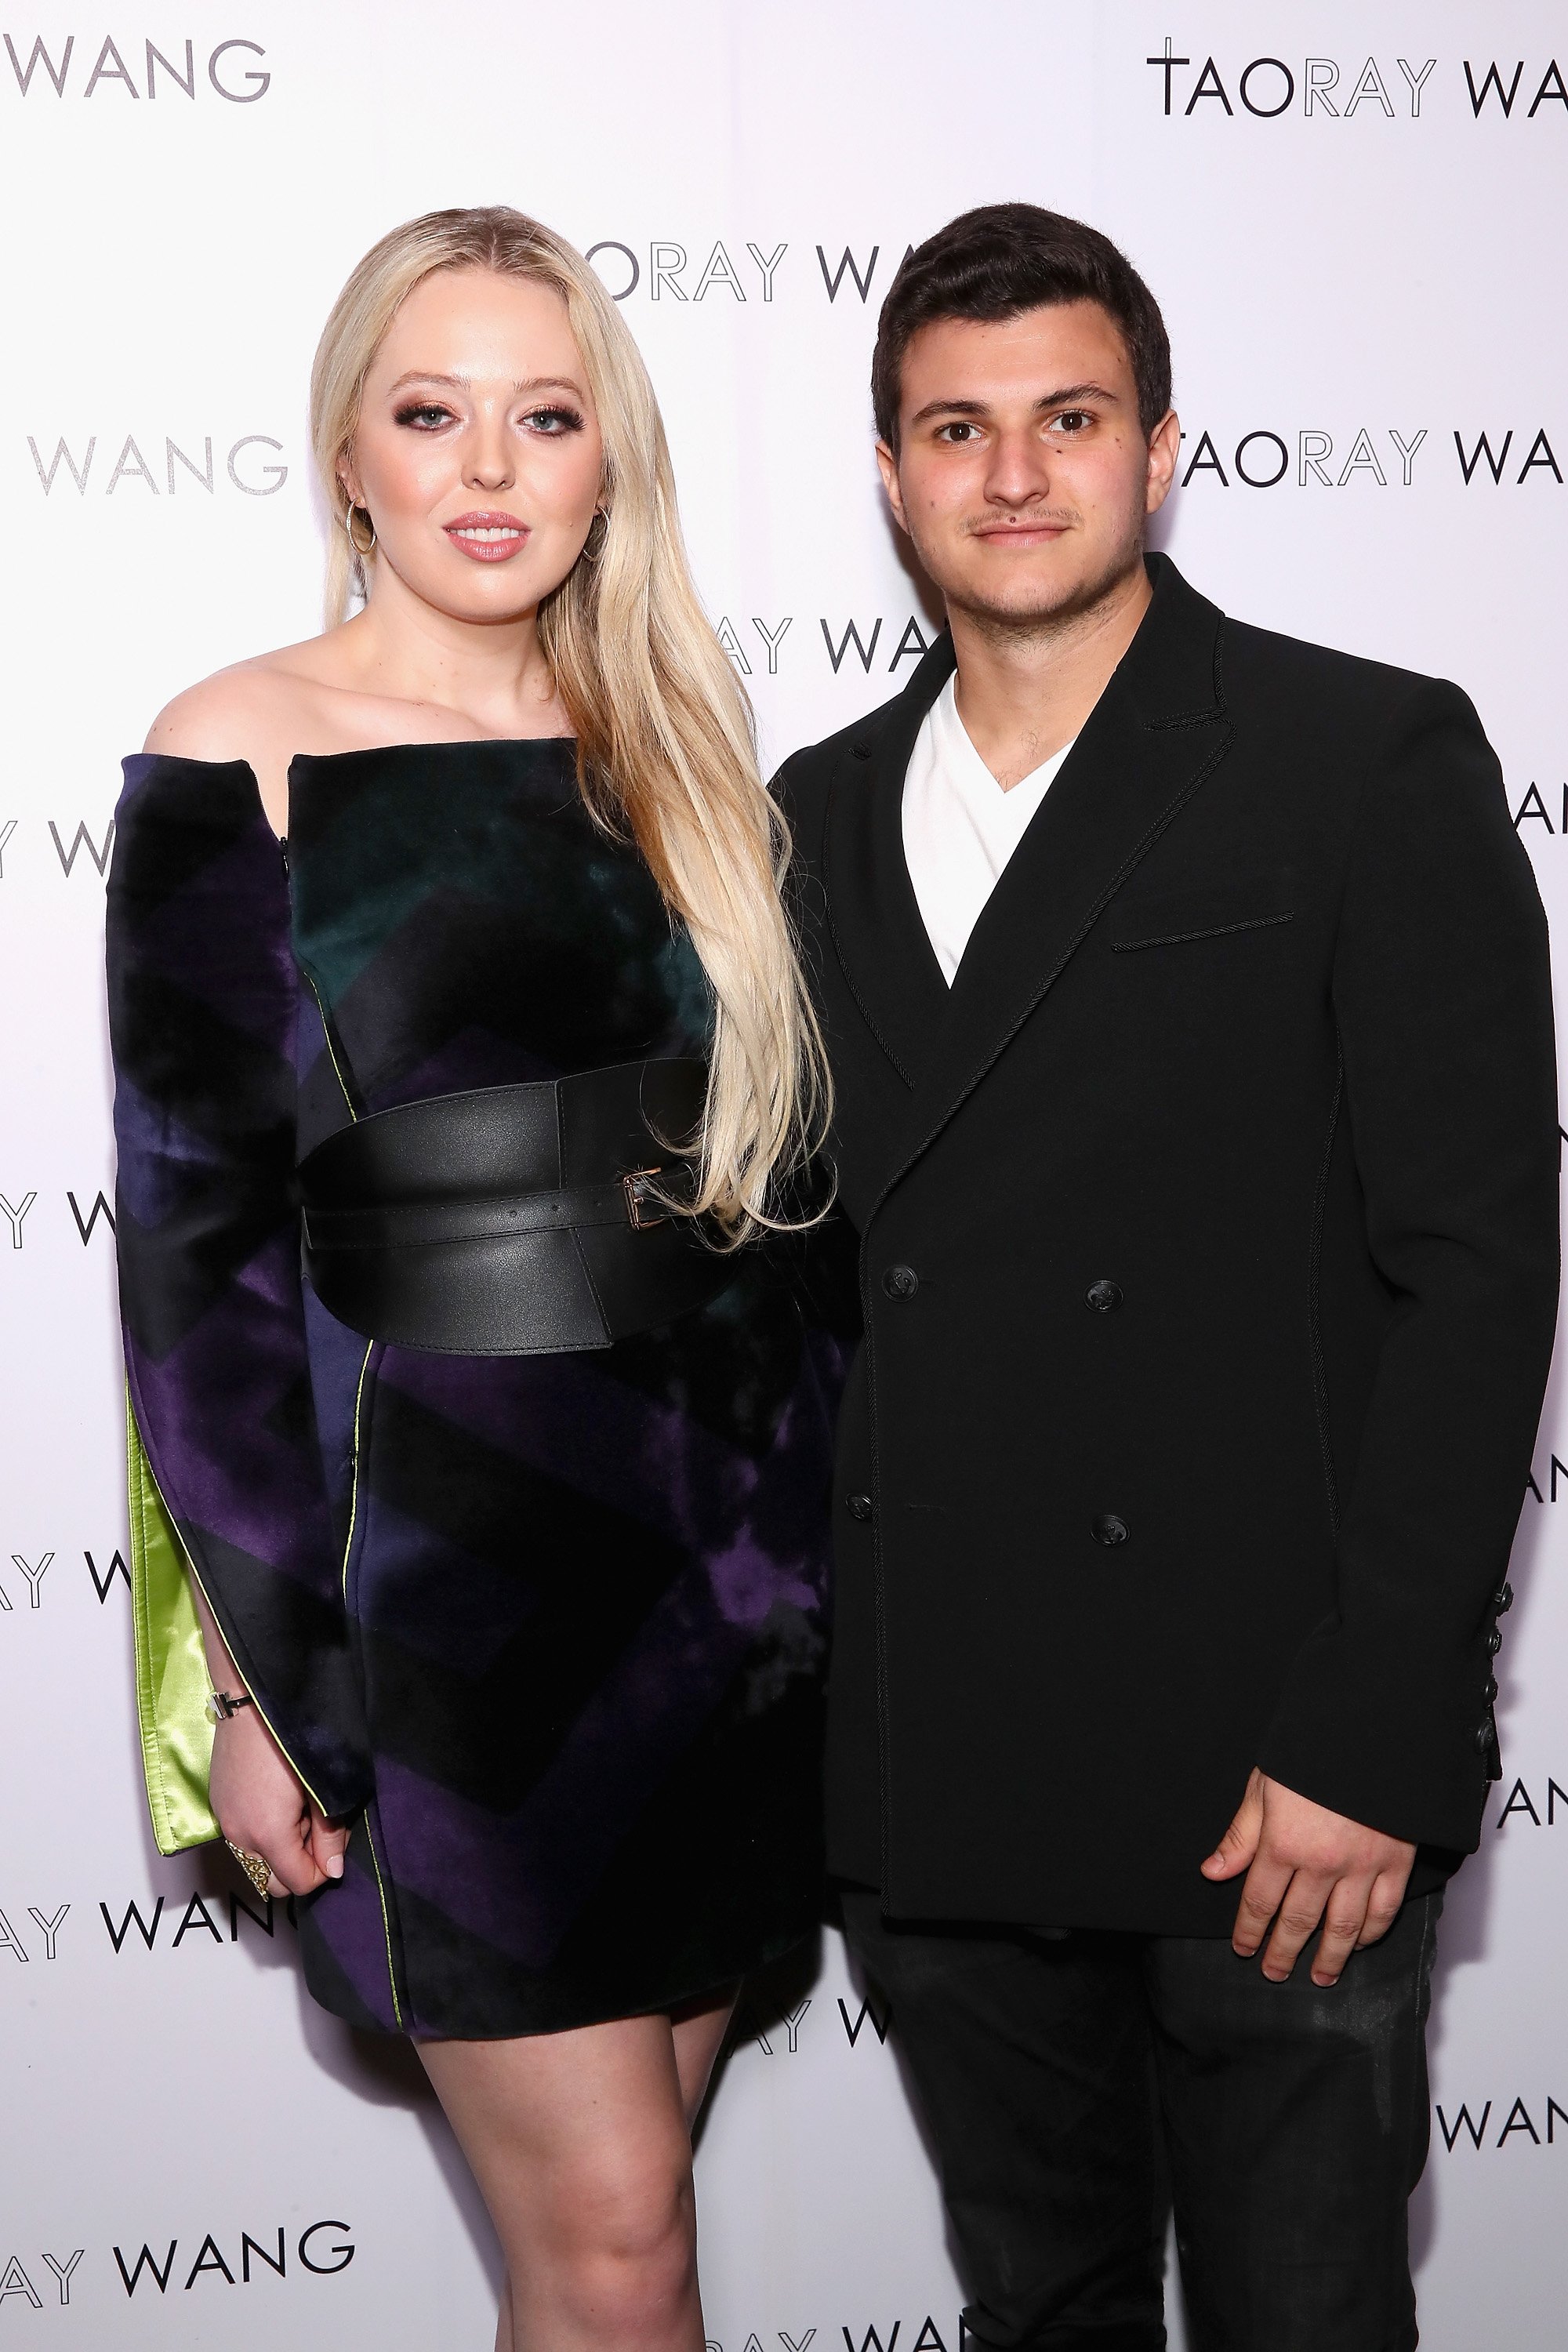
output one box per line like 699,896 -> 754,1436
142,642 -> 355,831
142,644 -> 332,764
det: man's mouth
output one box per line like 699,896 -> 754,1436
971,517 -> 1072,542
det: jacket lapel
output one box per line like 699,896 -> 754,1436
822,633 -> 957,1091
877,557 -> 1236,1208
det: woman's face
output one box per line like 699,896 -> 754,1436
345,266 -> 606,624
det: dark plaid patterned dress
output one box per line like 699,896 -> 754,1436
109,739 -> 840,2038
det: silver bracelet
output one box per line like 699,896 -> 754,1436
205,1688 -> 256,1724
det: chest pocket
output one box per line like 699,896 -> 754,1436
1109,866 -> 1297,953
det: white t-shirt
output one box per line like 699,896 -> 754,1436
902,673 -> 1076,984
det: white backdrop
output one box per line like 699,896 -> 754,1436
3,3 -> 1566,2343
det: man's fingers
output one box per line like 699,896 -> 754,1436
1259,1873 -> 1336,1982
1355,1872 -> 1407,1951
1309,1880 -> 1373,1987
1202,1768 -> 1267,1880
1231,1853 -> 1293,1955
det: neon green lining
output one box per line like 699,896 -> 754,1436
127,1393 -> 220,1855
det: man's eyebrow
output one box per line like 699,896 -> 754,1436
908,381 -> 1122,426
383,371 -> 586,397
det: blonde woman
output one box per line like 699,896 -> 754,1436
107,208 -> 841,2351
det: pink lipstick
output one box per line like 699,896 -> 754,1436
444,510 -> 528,563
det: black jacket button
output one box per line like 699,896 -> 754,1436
1086,1279 -> 1123,1312
1485,1676 -> 1499,1701
1488,1628 -> 1503,1655
846,1493 -> 873,1523
1494,1582 -> 1515,1615
1092,1512 -> 1129,1547
883,1264 -> 919,1300
1474,1723 -> 1495,1755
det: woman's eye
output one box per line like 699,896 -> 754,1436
522,405 -> 584,436
393,402 -> 454,430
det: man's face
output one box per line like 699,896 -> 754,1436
878,300 -> 1178,630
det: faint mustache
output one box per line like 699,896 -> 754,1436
961,506 -> 1080,535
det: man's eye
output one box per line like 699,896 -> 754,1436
1054,410 -> 1094,434
936,421 -> 980,444
393,402 -> 453,430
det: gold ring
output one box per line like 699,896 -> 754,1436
225,1842 -> 273,1898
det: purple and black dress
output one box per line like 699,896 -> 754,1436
107,738 -> 841,2038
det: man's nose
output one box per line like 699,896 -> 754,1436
984,427 -> 1051,506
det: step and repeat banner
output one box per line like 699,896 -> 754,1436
2,2 -> 1566,2343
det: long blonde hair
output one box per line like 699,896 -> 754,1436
310,205 -> 827,1240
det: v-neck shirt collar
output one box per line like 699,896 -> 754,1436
901,671 -> 1076,985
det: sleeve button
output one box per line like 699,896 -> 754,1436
1086,1279 -> 1123,1312
1494,1582 -> 1515,1615
1092,1512 -> 1130,1547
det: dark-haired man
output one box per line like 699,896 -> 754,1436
779,205 -> 1557,2349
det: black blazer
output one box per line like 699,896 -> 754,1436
779,555 -> 1558,1936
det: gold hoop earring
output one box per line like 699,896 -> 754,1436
343,503 -> 376,558
581,508 -> 609,564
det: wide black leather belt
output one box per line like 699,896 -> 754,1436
296,1058 -> 738,1355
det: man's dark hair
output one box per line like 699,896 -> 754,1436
871,203 -> 1172,452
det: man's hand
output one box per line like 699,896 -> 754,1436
1201,1768 -> 1416,1987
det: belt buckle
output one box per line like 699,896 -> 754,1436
622,1167 -> 669,1231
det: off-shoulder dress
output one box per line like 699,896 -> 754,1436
108,737 -> 841,2038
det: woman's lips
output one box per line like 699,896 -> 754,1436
444,511 -> 528,563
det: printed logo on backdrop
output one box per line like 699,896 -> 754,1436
584,240 -> 912,307
2,33 -> 270,101
728,1990 -> 893,2057
702,2321 -> 975,2352
1171,424 -> 1563,496
1433,2094 -> 1568,2156
1495,1777 -> 1568,1833
0,1539 -> 128,1611
1143,41 -> 1566,123
0,1191 -> 115,1254
0,2221 -> 351,2314
0,818 -> 117,885
0,1883 -> 301,1966
26,430 -> 287,499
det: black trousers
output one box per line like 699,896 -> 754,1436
840,1888 -> 1441,2352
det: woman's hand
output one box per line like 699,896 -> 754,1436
209,1704 -> 348,1898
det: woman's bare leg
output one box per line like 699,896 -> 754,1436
419,2011 -> 707,2352
671,1984 -> 739,2126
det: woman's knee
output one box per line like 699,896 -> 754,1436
544,2143 -> 697,2326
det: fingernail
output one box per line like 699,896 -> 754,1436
325,1856 -> 344,1879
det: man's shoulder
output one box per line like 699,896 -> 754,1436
771,675 -> 924,840
1221,610 -> 1479,740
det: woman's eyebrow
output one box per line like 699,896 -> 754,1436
383,370 -> 586,397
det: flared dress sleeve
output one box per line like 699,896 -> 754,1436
107,753 -> 370,1852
